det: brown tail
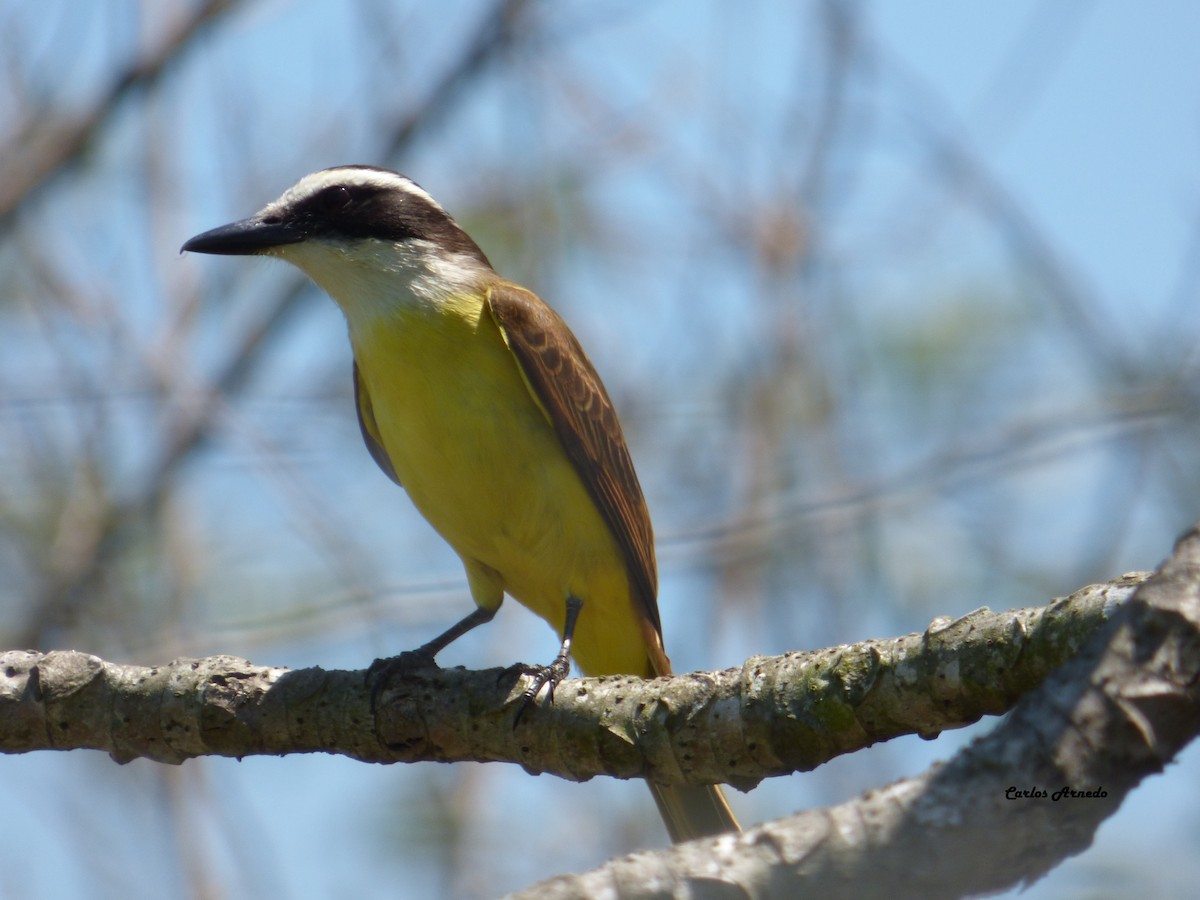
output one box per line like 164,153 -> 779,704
635,621 -> 741,842
649,782 -> 740,843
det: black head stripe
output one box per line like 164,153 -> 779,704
282,172 -> 491,266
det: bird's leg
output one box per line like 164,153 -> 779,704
413,605 -> 500,659
367,605 -> 498,708
514,595 -> 583,726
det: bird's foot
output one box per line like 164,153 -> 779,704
512,650 -> 572,727
365,647 -> 439,712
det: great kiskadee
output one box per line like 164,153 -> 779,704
182,165 -> 739,842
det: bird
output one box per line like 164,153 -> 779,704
181,165 -> 739,842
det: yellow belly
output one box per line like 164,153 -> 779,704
349,296 -> 652,676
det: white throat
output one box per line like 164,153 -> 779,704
275,237 -> 492,329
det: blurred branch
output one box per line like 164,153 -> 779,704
0,0 -> 242,229
864,17 -> 1130,376
379,0 -> 527,162
521,527 -> 1200,899
668,392 -> 1182,569
1,573 -> 1141,782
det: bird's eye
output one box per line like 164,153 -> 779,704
317,186 -> 353,212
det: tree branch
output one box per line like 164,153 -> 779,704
1,573 -> 1140,789
519,530 -> 1200,899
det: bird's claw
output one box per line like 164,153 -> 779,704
365,647 -> 438,713
512,653 -> 571,728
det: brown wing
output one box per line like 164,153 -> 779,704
353,359 -> 401,486
486,282 -> 662,642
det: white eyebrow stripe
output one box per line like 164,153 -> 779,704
273,167 -> 444,210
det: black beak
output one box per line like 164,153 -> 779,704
181,215 -> 305,256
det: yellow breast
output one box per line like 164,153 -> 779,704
344,288 -> 650,675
